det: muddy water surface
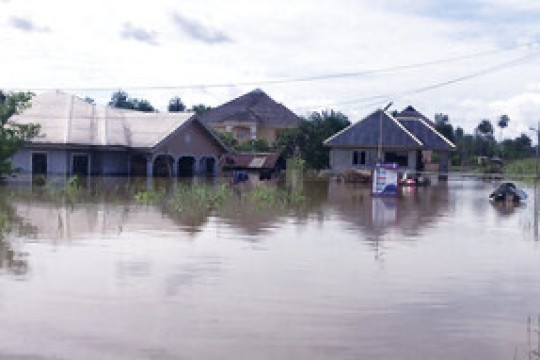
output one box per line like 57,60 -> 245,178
0,178 -> 539,359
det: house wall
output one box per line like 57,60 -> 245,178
210,122 -> 288,145
99,152 -> 130,176
155,121 -> 225,157
11,148 -> 70,175
329,148 -> 420,173
11,148 -> 131,177
330,148 -> 378,173
257,126 -> 279,144
153,120 -> 227,176
10,121 -> 227,179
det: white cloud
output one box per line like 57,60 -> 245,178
0,0 -> 538,141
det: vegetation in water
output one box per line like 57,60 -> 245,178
245,185 -> 305,210
504,158 -> 538,175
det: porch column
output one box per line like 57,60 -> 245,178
408,151 -> 417,172
172,157 -> 178,177
438,152 -> 450,180
146,156 -> 153,178
144,154 -> 154,189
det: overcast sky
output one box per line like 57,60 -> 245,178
1,0 -> 540,139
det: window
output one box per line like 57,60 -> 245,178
352,151 -> 366,166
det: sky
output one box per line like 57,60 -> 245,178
1,0 -> 540,139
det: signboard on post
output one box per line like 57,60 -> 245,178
372,163 -> 399,197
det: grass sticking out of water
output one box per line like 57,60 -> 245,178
246,186 -> 305,211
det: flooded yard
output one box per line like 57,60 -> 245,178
0,177 -> 539,359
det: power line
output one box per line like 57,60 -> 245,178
10,51 -> 539,120
4,42 -> 538,93
294,50 -> 540,112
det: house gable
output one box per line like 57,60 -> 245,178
153,119 -> 228,156
324,109 -> 422,149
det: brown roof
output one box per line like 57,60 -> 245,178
197,89 -> 301,128
220,152 -> 281,170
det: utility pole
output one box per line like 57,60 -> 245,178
378,102 -> 393,163
528,123 -> 540,180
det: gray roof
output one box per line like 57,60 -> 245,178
324,108 -> 455,151
197,88 -> 301,128
9,91 -> 197,149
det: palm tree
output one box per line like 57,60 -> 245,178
497,114 -> 510,141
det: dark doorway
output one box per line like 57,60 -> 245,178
130,154 -> 147,177
153,155 -> 174,177
178,156 -> 195,177
32,153 -> 47,175
384,152 -> 408,167
206,157 -> 216,176
72,154 -> 89,176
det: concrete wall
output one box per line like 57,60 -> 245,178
10,148 -> 131,177
256,127 -> 278,144
11,148 -> 70,176
330,148 -> 378,173
99,152 -> 130,176
156,120 -> 226,157
329,147 -> 420,173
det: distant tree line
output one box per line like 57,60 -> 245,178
433,113 -> 533,165
107,90 -> 212,114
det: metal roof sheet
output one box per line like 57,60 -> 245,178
9,91 -> 195,149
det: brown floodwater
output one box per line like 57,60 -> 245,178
0,177 -> 539,359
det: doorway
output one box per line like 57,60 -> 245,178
32,153 -> 47,175
72,154 -> 89,176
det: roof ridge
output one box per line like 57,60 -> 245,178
417,118 -> 456,148
323,109 -> 380,145
386,111 -> 423,146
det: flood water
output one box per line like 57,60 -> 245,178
0,177 -> 539,359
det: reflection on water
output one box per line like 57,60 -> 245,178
0,177 -> 539,359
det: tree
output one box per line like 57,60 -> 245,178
497,114 -> 510,141
132,99 -> 155,112
434,113 -> 455,143
108,90 -> 155,112
191,104 -> 212,115
108,90 -> 133,110
214,130 -> 238,149
276,109 -> 350,170
168,97 -> 186,112
476,119 -> 494,137
501,133 -> 532,159
236,139 -> 271,152
83,97 -> 95,104
0,91 -> 40,177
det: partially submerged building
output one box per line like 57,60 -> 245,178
220,152 -> 285,180
196,88 -> 301,144
9,91 -> 229,178
324,106 -> 455,173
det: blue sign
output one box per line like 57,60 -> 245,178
372,163 -> 399,197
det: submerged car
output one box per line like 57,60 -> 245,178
489,182 -> 528,203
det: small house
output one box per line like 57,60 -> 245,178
324,106 -> 455,173
220,152 -> 285,180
